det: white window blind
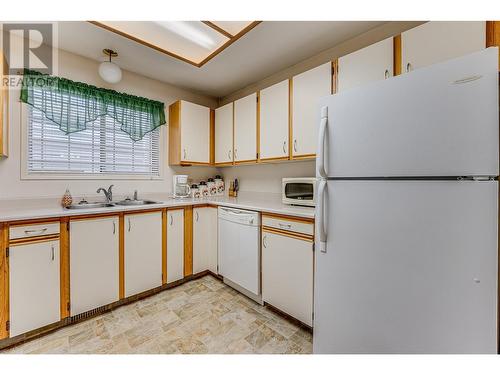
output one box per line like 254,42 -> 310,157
27,93 -> 160,177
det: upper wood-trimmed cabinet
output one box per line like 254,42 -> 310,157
214,102 -> 234,165
169,100 -> 213,166
291,62 -> 331,158
0,51 -> 9,158
401,21 -> 486,73
337,37 -> 394,92
259,79 -> 289,161
234,93 -> 258,163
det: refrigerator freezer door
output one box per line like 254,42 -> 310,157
313,180 -> 498,353
320,48 -> 498,178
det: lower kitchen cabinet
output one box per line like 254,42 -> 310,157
70,216 -> 119,315
262,230 -> 314,326
125,211 -> 163,297
9,239 -> 60,336
193,206 -> 218,274
166,209 -> 184,283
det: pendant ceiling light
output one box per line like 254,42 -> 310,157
98,49 -> 122,84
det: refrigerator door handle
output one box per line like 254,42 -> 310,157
317,106 -> 328,179
317,179 -> 328,253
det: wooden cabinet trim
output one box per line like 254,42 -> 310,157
9,234 -> 60,246
59,218 -> 70,319
393,35 -> 402,76
184,207 -> 193,277
486,21 -> 500,70
0,224 -> 9,339
209,109 -> 215,165
119,213 -> 125,299
331,59 -> 338,94
162,209 -> 167,285
288,78 -> 293,159
262,212 -> 315,224
168,101 -> 181,166
256,91 -> 261,162
262,226 -> 313,242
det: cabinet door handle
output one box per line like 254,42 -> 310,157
283,141 -> 287,154
195,211 -> 199,222
113,221 -> 116,235
128,218 -> 131,232
293,139 -> 297,152
24,228 -> 47,236
170,214 -> 173,226
228,149 -> 232,160
384,69 -> 390,79
406,62 -> 412,73
262,235 -> 267,249
278,223 -> 292,230
183,149 -> 187,159
234,149 -> 238,160
51,245 -> 55,261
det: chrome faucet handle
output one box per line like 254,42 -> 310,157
107,185 -> 114,202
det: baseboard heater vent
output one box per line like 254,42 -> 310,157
69,305 -> 111,324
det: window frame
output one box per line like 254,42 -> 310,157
20,102 -> 165,180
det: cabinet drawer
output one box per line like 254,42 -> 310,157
10,222 -> 60,240
262,215 -> 313,236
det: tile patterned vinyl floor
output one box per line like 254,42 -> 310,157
2,275 -> 312,354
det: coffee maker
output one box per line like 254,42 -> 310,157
172,175 -> 191,198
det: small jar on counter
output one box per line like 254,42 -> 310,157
207,178 -> 217,196
191,184 -> 200,199
215,175 -> 224,196
199,181 -> 209,197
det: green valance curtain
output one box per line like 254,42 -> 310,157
20,69 -> 166,141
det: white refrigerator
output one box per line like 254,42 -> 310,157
314,48 -> 499,354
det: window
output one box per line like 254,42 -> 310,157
26,103 -> 161,178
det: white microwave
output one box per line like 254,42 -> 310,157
282,177 -> 317,207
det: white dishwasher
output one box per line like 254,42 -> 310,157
218,207 -> 261,302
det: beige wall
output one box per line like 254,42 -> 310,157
219,21 -> 424,105
0,47 -> 219,200
220,161 -> 315,194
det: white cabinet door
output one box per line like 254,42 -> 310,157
167,209 -> 184,283
259,80 -> 289,160
215,102 -> 233,164
262,231 -> 313,326
125,212 -> 162,297
9,240 -> 60,337
402,21 -> 485,73
292,63 -> 331,156
338,37 -> 393,92
193,207 -> 218,274
70,217 -> 119,315
180,100 -> 210,163
234,93 -> 257,162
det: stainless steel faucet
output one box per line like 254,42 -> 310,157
97,185 -> 114,203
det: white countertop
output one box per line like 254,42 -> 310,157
0,192 -> 315,222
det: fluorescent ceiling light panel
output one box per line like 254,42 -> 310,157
89,21 -> 261,67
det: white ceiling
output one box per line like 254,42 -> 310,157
57,21 -> 385,98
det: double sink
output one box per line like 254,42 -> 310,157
66,199 -> 160,210
66,185 -> 160,210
